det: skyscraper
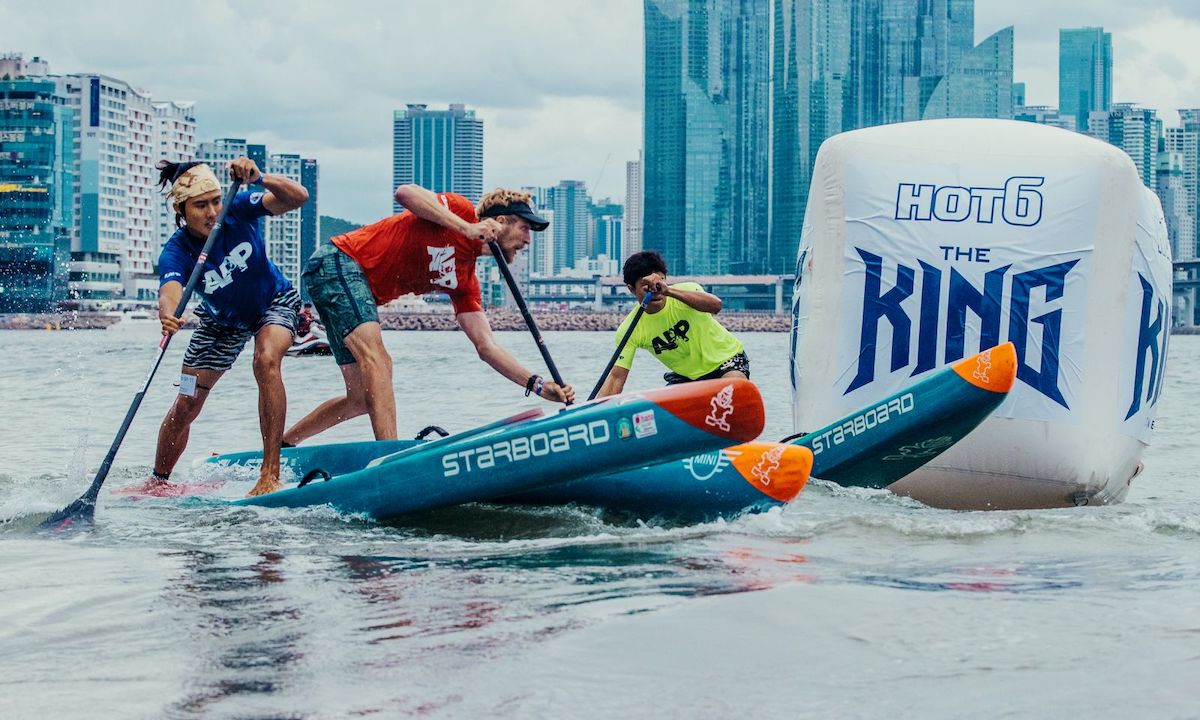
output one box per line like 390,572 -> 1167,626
764,1 -> 1012,274
266,153 -> 304,284
623,154 -> 643,261
0,62 -> 75,311
547,180 -> 590,273
589,199 -> 624,261
1166,110 -> 1200,261
870,0 -> 1010,122
521,185 -> 555,276
392,103 -> 483,211
1059,27 -> 1113,132
124,85 -> 158,300
152,100 -> 197,259
771,0 -> 812,276
643,0 -> 686,269
1157,151 -> 1195,261
921,26 -> 1013,119
643,0 -> 770,275
299,157 -> 319,298
1085,104 -> 1161,188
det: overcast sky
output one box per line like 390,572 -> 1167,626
1,1 -> 1197,223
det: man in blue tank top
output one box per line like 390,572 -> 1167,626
145,158 -> 309,497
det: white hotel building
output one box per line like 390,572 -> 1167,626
52,71 -> 195,301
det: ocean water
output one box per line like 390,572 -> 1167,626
0,324 -> 1196,719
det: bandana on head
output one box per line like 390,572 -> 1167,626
167,164 -> 221,213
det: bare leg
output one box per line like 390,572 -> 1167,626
281,321 -> 396,443
153,367 -> 226,477
720,370 -> 749,380
247,324 -> 294,497
342,323 -> 397,440
282,362 -> 369,445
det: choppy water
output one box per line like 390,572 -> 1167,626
1,324 -> 1196,719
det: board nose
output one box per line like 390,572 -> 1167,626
645,378 -> 765,442
952,341 -> 1016,394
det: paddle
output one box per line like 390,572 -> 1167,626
588,291 -> 654,401
40,178 -> 243,529
486,239 -> 572,405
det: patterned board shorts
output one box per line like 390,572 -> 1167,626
302,244 -> 380,366
663,351 -> 751,385
182,287 -> 301,371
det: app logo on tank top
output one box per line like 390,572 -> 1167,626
203,242 -> 253,293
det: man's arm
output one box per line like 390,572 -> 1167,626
660,283 -> 722,314
455,311 -> 575,404
595,365 -> 629,398
227,156 -> 308,215
260,173 -> 309,215
158,280 -> 184,336
394,185 -> 500,243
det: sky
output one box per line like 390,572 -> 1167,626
1,1 -> 1198,224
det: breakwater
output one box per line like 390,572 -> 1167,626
7,311 -> 1200,335
0,312 -> 122,330
0,310 -> 792,332
378,310 -> 792,333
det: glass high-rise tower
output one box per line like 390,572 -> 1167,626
547,180 -> 591,274
0,70 -> 75,311
392,103 -> 483,211
643,0 -> 770,275
1059,27 -> 1112,132
647,0 -> 1013,276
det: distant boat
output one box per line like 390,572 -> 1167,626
288,325 -> 331,356
121,310 -> 157,322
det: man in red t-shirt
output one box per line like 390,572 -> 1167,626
284,185 -> 574,445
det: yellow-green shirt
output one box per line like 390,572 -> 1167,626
614,282 -> 744,379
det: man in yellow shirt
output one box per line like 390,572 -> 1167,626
595,251 -> 749,397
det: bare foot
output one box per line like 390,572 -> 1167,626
246,475 -> 283,497
117,477 -> 187,497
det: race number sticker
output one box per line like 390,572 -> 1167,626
179,374 -> 198,397
633,410 -> 657,439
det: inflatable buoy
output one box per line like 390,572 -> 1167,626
791,119 -> 1171,509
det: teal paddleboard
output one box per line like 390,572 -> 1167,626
501,343 -> 1016,513
203,379 -> 766,521
789,342 -> 1017,489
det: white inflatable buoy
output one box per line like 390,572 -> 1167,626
790,119 -> 1172,509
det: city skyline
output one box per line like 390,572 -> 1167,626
1,1 -> 1197,224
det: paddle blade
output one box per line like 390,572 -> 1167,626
37,495 -> 96,532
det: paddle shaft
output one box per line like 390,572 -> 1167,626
588,291 -> 653,401
486,239 -> 570,403
67,180 -> 242,509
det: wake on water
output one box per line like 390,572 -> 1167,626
0,433 -> 95,529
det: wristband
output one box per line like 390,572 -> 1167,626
534,378 -> 546,398
524,374 -> 540,397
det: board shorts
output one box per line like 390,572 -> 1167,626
302,244 -> 379,366
663,351 -> 751,385
182,287 -> 301,371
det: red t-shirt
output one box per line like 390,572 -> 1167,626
331,192 -> 484,314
